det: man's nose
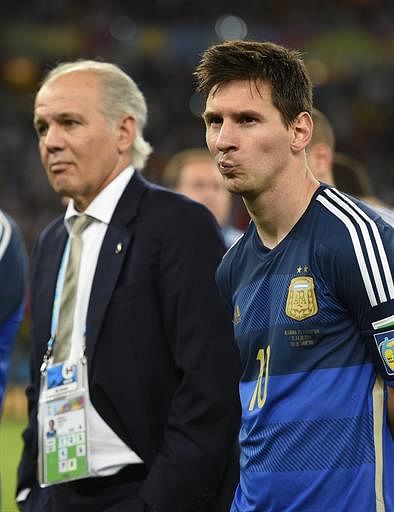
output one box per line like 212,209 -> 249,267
44,125 -> 65,152
215,122 -> 237,152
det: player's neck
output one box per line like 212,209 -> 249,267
245,174 -> 319,250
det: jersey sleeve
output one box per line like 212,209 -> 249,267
319,190 -> 394,381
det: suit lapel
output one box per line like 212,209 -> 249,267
35,219 -> 68,354
85,172 -> 149,365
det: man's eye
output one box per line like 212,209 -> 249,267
36,125 -> 48,136
63,119 -> 78,126
240,116 -> 255,124
208,117 -> 222,126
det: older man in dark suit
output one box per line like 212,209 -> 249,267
16,60 -> 241,512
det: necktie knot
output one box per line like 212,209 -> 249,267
72,215 -> 92,238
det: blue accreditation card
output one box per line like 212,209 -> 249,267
45,362 -> 78,400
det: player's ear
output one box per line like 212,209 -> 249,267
290,112 -> 313,153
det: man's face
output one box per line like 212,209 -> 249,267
34,71 -> 132,211
203,79 -> 293,199
176,157 -> 231,226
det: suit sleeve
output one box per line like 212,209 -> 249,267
16,235 -> 43,497
139,201 -> 241,512
17,217 -> 66,499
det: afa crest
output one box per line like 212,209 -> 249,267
285,276 -> 318,321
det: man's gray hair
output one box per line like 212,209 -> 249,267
41,60 -> 153,170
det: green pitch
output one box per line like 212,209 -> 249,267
0,419 -> 25,512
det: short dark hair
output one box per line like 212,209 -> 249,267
194,39 -> 313,127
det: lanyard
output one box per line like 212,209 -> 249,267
40,237 -> 71,372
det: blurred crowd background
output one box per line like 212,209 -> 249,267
1,0 -> 394,394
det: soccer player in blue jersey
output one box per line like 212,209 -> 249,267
0,209 -> 27,508
0,209 -> 27,409
195,40 -> 394,512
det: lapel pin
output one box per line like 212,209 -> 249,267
115,242 -> 123,254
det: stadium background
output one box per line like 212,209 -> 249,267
1,1 -> 393,510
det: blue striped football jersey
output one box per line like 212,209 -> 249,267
216,185 -> 394,512
0,210 -> 27,407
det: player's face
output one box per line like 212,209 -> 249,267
34,71 -> 132,211
204,79 -> 293,198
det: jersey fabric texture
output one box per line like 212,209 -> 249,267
0,210 -> 27,407
216,185 -> 394,512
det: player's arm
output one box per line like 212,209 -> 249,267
322,198 -> 394,430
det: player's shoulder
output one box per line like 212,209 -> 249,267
0,209 -> 12,247
0,209 -> 25,261
313,185 -> 393,271
314,185 -> 392,240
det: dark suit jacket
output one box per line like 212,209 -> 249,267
17,172 -> 241,512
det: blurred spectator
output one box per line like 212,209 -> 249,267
162,148 -> 243,247
308,108 -> 394,225
306,108 -> 335,185
333,152 -> 394,226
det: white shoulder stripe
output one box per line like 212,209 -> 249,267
325,189 -> 388,303
329,190 -> 394,300
0,210 -> 12,261
317,194 -> 378,307
317,189 -> 394,306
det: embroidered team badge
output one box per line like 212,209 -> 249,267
285,276 -> 318,321
374,330 -> 394,375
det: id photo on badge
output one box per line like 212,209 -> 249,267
46,418 -> 57,438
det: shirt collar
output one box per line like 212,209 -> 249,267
64,166 -> 135,232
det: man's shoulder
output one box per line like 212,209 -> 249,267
40,215 -> 65,237
35,215 -> 66,253
143,181 -> 219,227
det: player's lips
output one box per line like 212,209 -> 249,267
218,159 -> 237,175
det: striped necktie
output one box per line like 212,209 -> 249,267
53,215 -> 92,362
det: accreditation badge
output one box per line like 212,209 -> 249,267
38,360 -> 92,487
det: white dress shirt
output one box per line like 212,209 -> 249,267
63,165 -> 143,475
